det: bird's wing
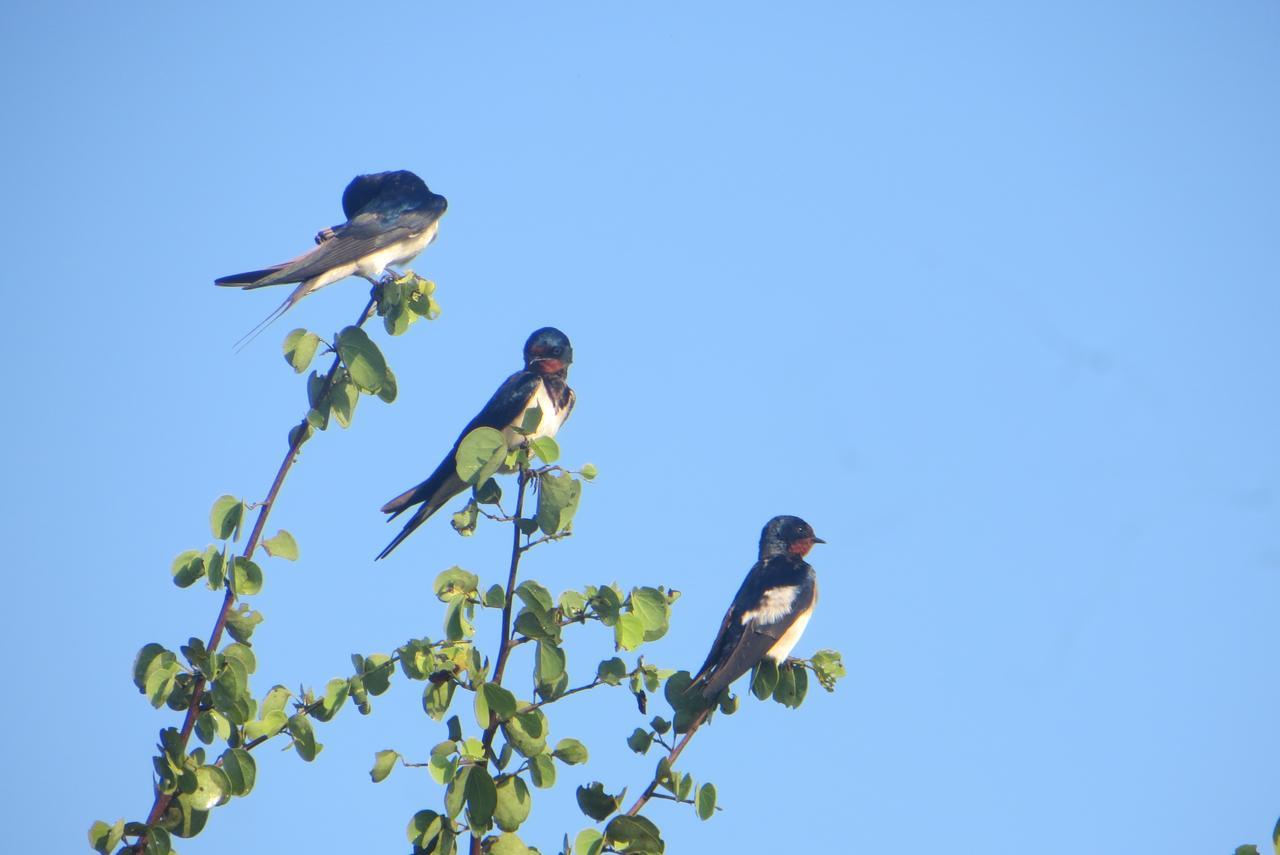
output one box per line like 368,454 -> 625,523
376,371 -> 542,559
691,557 -> 815,698
267,200 -> 446,284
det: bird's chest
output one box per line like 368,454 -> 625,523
353,222 -> 439,277
503,380 -> 571,446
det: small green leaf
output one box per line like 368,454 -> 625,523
210,495 -> 244,541
187,765 -> 231,810
553,737 -> 589,765
484,584 -> 508,609
501,708 -> 548,758
287,714 -> 322,761
575,828 -> 605,855
261,530 -> 299,561
518,405 -> 544,434
603,814 -> 664,854
171,550 -> 204,588
629,587 -> 669,641
810,648 -> 847,691
335,326 -> 389,393
579,463 -> 598,481
750,658 -> 779,700
465,765 -> 498,830
475,477 -> 503,505
435,566 -> 480,601
626,729 -> 652,754
220,748 -> 256,796
283,329 -> 322,373
536,642 -> 567,690
494,775 -> 533,832
407,810 -> 444,849
695,782 -> 717,820
230,556 -> 263,596
575,782 -> 623,821
376,366 -> 398,403
516,580 -> 555,615
371,749 -> 399,783
87,819 -> 125,854
456,426 -> 507,485
535,471 -> 581,535
424,680 -> 456,721
529,753 -> 557,788
490,832 -> 532,855
613,612 -> 646,651
224,603 -> 263,643
330,374 -> 359,428
529,436 -> 560,463
649,716 -> 670,734
596,657 -> 627,686
483,683 -> 518,722
445,766 -> 470,819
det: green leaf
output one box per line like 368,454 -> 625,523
810,648 -> 847,691
596,657 -> 627,686
483,683 -> 518,721
171,550 -> 204,588
515,608 -> 557,643
483,584 -> 508,609
456,426 -> 507,485
613,612 -> 646,651
579,462 -> 598,480
445,766 -> 471,819
220,748 -> 256,796
515,580 -> 555,615
187,765 -> 231,810
330,374 -> 359,428
494,775 -> 533,832
202,545 -> 225,589
336,326 -> 389,393
529,436 -> 560,463
210,495 -> 244,541
536,642 -> 567,690
490,832 -> 532,855
575,828 -> 605,855
1235,847 -> 1261,855
649,716 -> 670,734
261,529 -> 299,561
518,405 -> 544,434
160,795 -> 208,839
87,819 -> 125,854
243,710 -> 287,741
283,329 -> 322,373
626,729 -> 652,754
287,714 -> 322,761
559,589 -> 587,616
407,810 -> 444,849
575,782 -> 623,821
465,765 -> 498,830
750,658 -> 779,700
501,709 -> 548,758
424,680 -> 456,721
376,366 -> 398,403
230,556 -> 264,596
772,661 -> 804,708
553,738 -> 589,765
133,643 -> 173,691
535,471 -> 581,535
370,749 -> 399,783
224,603 -> 263,643
362,653 -> 394,695
222,642 -> 257,675
475,477 -> 503,505
629,587 -> 669,641
603,815 -> 664,854
529,753 -> 557,788
695,782 -> 717,820
435,566 -> 480,601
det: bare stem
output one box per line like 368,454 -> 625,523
131,297 -> 376,852
624,707 -> 711,817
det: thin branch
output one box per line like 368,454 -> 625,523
514,678 -> 603,715
471,465 -> 531,855
624,707 -> 711,817
131,296 -> 376,852
518,531 -> 572,553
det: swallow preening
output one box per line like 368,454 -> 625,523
216,170 -> 447,345
687,515 -> 825,700
376,327 -> 576,560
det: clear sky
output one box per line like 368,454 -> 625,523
2,2 -> 1277,853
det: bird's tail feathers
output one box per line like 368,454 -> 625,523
215,265 -> 289,289
232,293 -> 296,353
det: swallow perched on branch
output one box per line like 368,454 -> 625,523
376,327 -> 576,560
687,515 -> 825,700
215,170 -> 447,345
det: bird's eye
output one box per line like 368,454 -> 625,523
551,346 -> 562,357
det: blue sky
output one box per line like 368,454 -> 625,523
2,2 -> 1278,852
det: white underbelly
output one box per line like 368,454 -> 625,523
503,380 -> 570,447
353,223 -> 438,278
766,607 -> 813,662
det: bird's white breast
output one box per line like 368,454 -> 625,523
504,379 -> 571,446
766,606 -> 813,662
354,222 -> 439,279
740,585 -> 800,626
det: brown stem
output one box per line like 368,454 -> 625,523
131,297 -> 375,851
624,707 -> 711,817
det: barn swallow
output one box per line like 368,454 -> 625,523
376,327 -> 576,560
215,170 -> 447,344
687,515 -> 825,700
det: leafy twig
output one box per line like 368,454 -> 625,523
624,707 -> 711,817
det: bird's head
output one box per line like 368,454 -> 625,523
523,327 -> 573,376
759,515 -> 825,558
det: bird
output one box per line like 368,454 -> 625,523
687,515 -> 825,700
376,327 -> 576,560
215,170 -> 447,345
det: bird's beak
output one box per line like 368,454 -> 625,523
812,536 -> 827,544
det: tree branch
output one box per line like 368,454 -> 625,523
624,707 -> 711,817
131,296 -> 376,852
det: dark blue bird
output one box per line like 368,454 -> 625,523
687,515 -> 825,700
376,327 -> 576,560
216,170 -> 447,343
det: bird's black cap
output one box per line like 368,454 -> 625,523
759,515 -> 825,557
523,327 -> 573,367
